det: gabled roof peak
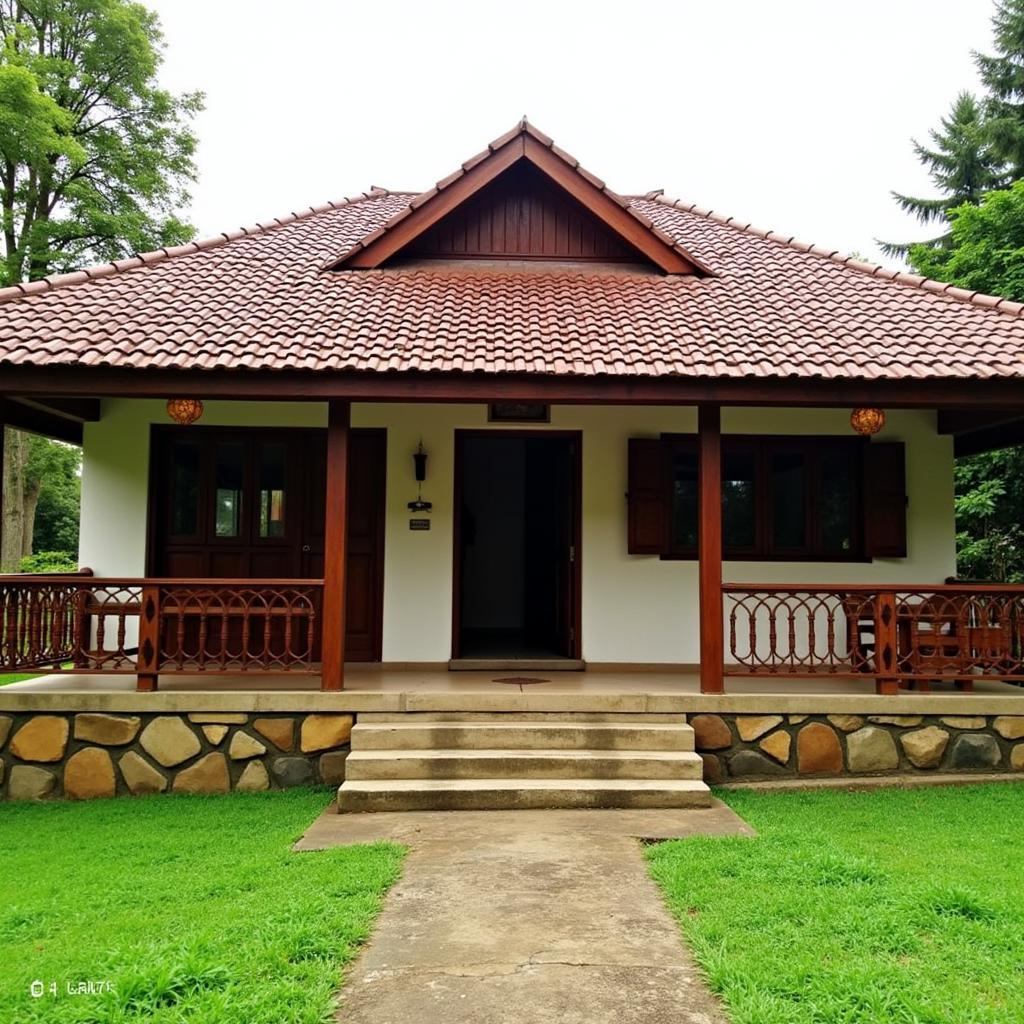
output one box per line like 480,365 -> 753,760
328,120 -> 711,275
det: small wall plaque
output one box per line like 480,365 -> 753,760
409,518 -> 431,531
488,402 -> 550,423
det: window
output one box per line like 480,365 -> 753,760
257,441 -> 287,538
662,435 -> 864,561
214,442 -> 244,538
170,442 -> 200,536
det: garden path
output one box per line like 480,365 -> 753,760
298,805 -> 752,1024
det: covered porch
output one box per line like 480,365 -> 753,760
1,391 -> 1023,701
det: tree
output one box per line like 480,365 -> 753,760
2,429 -> 81,570
976,0 -> 1024,180
954,448 -> 1024,582
0,0 -> 203,283
0,1 -> 201,572
902,180 -> 1024,581
907,180 -> 1024,300
880,92 -> 1004,258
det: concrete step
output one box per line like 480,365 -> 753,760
345,748 -> 705,781
350,721 -> 695,752
337,778 -> 713,813
357,712 -> 687,724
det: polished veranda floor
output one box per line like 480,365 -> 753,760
5,666 -> 1022,696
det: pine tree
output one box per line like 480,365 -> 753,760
880,92 -> 1004,257
976,0 -> 1024,179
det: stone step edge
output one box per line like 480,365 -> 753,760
338,778 -> 711,792
345,748 -> 703,760
356,712 -> 689,724
352,722 -> 693,732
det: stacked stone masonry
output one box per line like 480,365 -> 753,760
0,711 -> 353,801
3,708 -> 1022,799
693,713 -> 1024,783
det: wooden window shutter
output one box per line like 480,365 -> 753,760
864,442 -> 907,558
627,438 -> 669,554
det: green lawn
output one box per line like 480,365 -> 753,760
0,672 -> 39,685
0,789 -> 404,1023
648,784 -> 1024,1024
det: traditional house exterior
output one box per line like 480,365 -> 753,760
1,121 -> 1023,807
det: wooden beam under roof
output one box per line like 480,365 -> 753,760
0,398 -> 83,444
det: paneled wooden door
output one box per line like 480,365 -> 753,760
149,426 -> 386,661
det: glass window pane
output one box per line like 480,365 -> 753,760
771,451 -> 806,549
821,449 -> 854,552
215,442 -> 244,538
723,450 -> 757,549
671,450 -> 698,549
171,443 -> 199,536
258,442 -> 287,538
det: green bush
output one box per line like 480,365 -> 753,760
18,551 -> 77,573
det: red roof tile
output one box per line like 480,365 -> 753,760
1,129 -> 1024,381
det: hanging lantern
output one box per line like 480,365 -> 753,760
166,398 -> 204,426
850,407 -> 885,435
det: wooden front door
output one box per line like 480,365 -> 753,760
149,426 -> 386,661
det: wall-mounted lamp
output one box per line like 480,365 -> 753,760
408,440 -> 432,512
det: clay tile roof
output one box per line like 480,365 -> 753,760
1,126 -> 1024,382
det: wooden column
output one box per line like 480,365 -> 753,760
873,590 -> 899,695
136,584 -> 160,692
321,400 -> 350,690
698,404 -> 725,693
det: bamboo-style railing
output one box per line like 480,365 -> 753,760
723,583 -> 1024,693
0,574 -> 322,691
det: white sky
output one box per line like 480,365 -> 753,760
147,0 -> 996,268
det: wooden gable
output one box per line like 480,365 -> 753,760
329,120 -> 708,275
404,162 -> 645,263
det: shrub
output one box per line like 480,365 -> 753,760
18,551 -> 78,574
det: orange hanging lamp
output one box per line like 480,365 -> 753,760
166,398 -> 204,426
850,407 -> 885,435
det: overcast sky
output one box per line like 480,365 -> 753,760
147,0 -> 996,268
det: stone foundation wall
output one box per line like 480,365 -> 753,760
693,713 -> 1024,783
0,711 -> 353,801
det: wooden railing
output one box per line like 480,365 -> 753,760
723,583 -> 1024,693
0,575 -> 322,690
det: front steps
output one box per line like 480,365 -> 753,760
336,712 -> 712,812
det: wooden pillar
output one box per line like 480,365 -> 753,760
136,584 -> 160,692
874,589 -> 899,695
321,400 -> 350,690
698,404 -> 725,693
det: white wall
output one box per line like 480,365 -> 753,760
80,400 -> 955,664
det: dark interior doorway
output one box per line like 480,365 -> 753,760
454,432 -> 580,660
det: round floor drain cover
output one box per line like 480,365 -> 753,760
493,676 -> 549,685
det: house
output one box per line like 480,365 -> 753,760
1,121 -> 1023,808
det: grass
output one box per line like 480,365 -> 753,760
0,672 -> 39,685
647,784 -> 1024,1024
0,788 -> 404,1023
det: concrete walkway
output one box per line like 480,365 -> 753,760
297,805 -> 753,1024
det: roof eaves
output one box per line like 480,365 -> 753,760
645,193 -> 1024,321
0,187 -> 396,306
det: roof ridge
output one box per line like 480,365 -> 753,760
0,187 -> 401,306
638,192 -> 1024,320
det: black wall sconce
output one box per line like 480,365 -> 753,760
408,440 -> 432,512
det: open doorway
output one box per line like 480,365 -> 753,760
453,431 -> 581,662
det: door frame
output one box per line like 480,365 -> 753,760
451,428 -> 582,660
